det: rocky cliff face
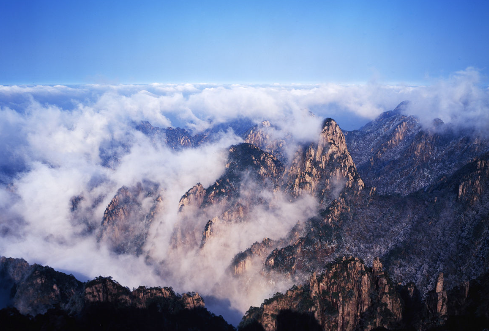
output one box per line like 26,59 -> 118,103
263,150 -> 489,295
99,181 -> 162,255
179,143 -> 285,213
196,119 -> 363,277
344,101 -> 489,195
0,257 -> 83,316
231,109 -> 489,299
243,121 -> 289,162
2,257 -> 192,316
233,120 -> 365,277
83,276 -> 204,311
240,257 -> 403,331
241,258 -> 489,331
284,118 -> 364,208
172,143 -> 285,251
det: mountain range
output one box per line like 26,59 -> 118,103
1,102 -> 489,330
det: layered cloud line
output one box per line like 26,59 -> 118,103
1,68 -> 487,133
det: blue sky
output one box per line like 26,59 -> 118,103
1,0 -> 488,85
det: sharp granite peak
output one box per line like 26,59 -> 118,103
2,101 -> 489,330
284,118 -> 364,207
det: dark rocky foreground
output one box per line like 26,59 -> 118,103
0,256 -> 234,331
1,256 -> 488,331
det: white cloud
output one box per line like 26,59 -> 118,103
402,67 -> 489,130
1,68 -> 488,323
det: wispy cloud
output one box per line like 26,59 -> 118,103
0,68 -> 488,322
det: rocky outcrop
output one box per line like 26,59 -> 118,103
240,257 -> 403,331
172,143 -> 285,251
99,181 -> 162,255
241,258 -> 489,331
230,221 -> 306,276
178,183 -> 206,211
261,119 -> 369,274
0,257 -> 233,331
285,118 -> 364,207
2,257 -> 195,316
225,119 -> 364,276
244,121 -> 289,162
0,257 -> 83,316
425,272 -> 448,327
231,238 -> 276,276
83,276 -> 204,311
179,143 -> 285,213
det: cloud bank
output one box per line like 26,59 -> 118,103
0,68 -> 488,323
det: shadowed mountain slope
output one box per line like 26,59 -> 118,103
345,101 -> 489,195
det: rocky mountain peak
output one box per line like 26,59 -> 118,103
99,181 -> 162,255
243,121 -> 289,162
285,117 -> 364,206
226,143 -> 284,181
0,257 -> 84,316
178,183 -> 206,212
319,118 -> 351,157
345,103 -> 489,195
172,142 -> 286,251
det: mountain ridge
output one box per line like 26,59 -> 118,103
3,102 -> 489,329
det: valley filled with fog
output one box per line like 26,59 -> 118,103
1,69 -> 489,325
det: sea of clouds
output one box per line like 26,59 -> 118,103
0,67 -> 488,324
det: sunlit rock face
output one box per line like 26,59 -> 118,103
179,142 -> 285,213
244,118 -> 364,207
99,181 -> 162,255
235,119 -> 365,278
172,143 -> 286,251
240,258 -> 489,331
345,101 -> 489,195
181,118 -> 365,278
244,120 -> 290,162
230,222 -> 305,277
284,118 -> 364,208
240,257 -> 403,331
